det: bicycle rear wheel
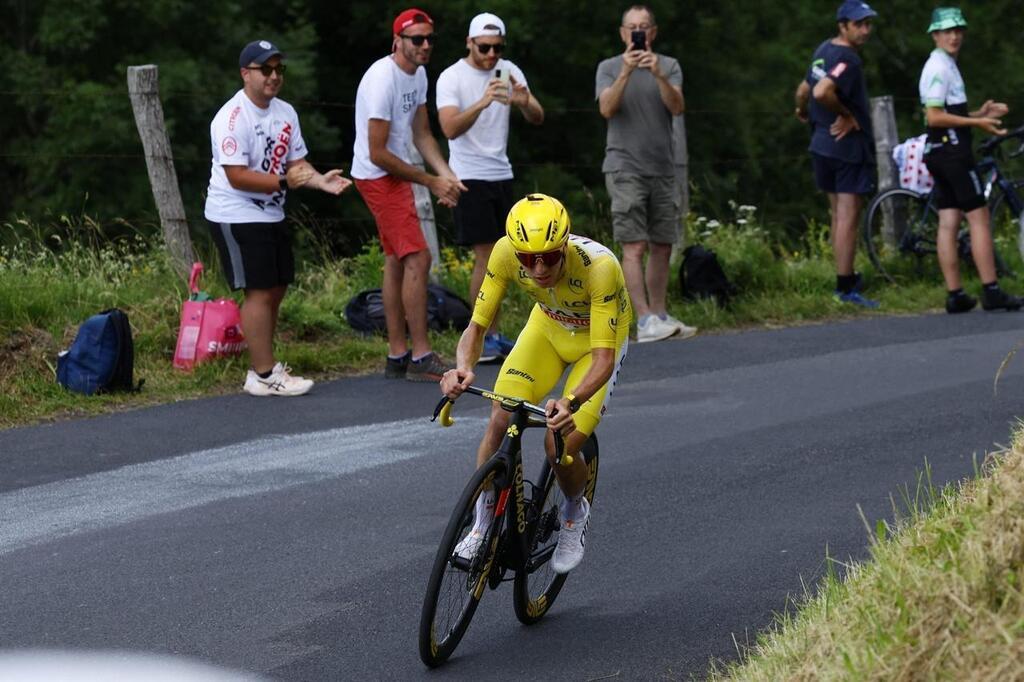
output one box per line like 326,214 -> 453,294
863,188 -> 937,284
513,435 -> 600,625
419,457 -> 505,667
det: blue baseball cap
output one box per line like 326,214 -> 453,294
238,40 -> 284,68
836,0 -> 878,22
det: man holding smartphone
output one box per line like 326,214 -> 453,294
596,5 -> 695,344
436,13 -> 544,362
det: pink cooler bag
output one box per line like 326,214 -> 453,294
173,262 -> 247,370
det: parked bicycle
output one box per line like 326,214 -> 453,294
863,125 -> 1024,284
418,386 -> 599,668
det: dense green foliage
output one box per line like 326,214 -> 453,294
5,1 -> 1024,253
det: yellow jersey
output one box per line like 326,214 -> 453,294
472,235 -> 632,349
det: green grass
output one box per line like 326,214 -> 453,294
708,430 -> 1024,681
2,211 -> 1020,429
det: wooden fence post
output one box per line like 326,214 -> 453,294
127,64 -> 194,280
870,95 -> 901,247
407,143 -> 441,283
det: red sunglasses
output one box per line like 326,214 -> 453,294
515,249 -> 564,269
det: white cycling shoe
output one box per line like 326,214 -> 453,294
552,497 -> 590,574
454,529 -> 486,561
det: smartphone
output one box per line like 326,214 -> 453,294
496,68 -> 510,85
631,30 -> 647,51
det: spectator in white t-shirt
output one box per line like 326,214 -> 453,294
351,8 -> 467,382
436,12 -> 544,362
205,39 -> 351,397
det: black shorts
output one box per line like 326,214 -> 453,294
207,219 -> 294,291
924,152 -> 986,212
452,179 -> 515,246
811,153 -> 875,195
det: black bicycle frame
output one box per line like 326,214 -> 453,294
432,387 -> 566,575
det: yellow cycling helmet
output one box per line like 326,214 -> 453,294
505,193 -> 571,253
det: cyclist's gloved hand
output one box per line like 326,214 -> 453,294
440,368 -> 474,400
545,398 -> 576,437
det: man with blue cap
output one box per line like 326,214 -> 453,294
205,40 -> 352,396
918,8 -> 1021,313
794,1 -> 879,308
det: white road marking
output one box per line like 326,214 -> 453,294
0,417 -> 488,556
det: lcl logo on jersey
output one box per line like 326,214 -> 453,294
567,277 -> 584,294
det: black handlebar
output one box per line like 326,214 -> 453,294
978,124 -> 1024,157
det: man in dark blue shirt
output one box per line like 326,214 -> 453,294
795,1 -> 879,308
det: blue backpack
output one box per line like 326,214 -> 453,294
57,308 -> 142,395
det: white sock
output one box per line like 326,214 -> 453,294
472,490 -> 495,534
561,492 -> 586,522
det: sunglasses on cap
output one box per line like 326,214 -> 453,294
472,40 -> 504,54
400,33 -> 436,46
248,63 -> 286,76
515,249 -> 564,269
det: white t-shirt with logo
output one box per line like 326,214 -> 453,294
435,58 -> 527,181
351,56 -> 429,180
204,90 -> 307,223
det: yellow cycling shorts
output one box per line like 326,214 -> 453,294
493,306 -> 629,437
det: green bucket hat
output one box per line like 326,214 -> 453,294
927,7 -> 967,33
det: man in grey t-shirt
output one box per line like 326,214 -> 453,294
596,5 -> 695,343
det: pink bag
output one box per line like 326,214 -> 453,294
173,262 -> 247,370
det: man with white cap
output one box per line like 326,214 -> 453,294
436,12 -> 544,362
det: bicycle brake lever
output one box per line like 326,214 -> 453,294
431,395 -> 454,426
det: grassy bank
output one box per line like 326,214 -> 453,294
2,211 -> 1020,429
710,429 -> 1024,681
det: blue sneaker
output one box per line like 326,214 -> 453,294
833,290 -> 880,309
494,333 -> 516,356
480,334 -> 503,363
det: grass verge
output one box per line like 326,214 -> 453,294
2,211 -> 1021,429
709,430 -> 1024,681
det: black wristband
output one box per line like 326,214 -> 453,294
279,177 -> 288,192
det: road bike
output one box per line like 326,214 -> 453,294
862,125 -> 1024,284
418,386 -> 599,667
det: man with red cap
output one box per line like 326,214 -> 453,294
352,8 -> 467,382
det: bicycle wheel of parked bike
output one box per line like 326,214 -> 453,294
513,435 -> 599,625
988,181 -> 1024,272
419,457 -> 505,667
863,188 -> 937,284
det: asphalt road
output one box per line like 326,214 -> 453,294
2,312 -> 1023,680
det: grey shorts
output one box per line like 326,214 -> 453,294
605,172 -> 681,244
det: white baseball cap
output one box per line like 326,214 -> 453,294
468,13 -> 505,38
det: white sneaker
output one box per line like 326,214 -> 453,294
636,315 -> 679,343
454,529 -> 486,561
663,314 -> 698,339
552,497 -> 590,574
243,362 -> 313,397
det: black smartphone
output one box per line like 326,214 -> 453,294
631,30 -> 646,51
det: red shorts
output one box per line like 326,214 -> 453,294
355,176 -> 427,259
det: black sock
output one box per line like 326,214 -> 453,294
983,281 -> 1000,293
836,274 -> 856,293
257,369 -> 272,379
948,288 -> 964,298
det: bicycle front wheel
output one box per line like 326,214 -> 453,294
419,457 -> 505,667
863,188 -> 936,284
513,435 -> 600,625
988,183 -> 1024,275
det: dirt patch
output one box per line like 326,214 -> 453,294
1,327 -> 58,383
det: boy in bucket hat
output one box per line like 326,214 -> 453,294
918,7 -> 1022,313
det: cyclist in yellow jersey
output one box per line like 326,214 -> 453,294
440,193 -> 631,573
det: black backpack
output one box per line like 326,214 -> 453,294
679,245 -> 737,307
57,308 -> 143,395
345,284 -> 472,335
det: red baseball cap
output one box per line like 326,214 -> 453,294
393,8 -> 433,35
